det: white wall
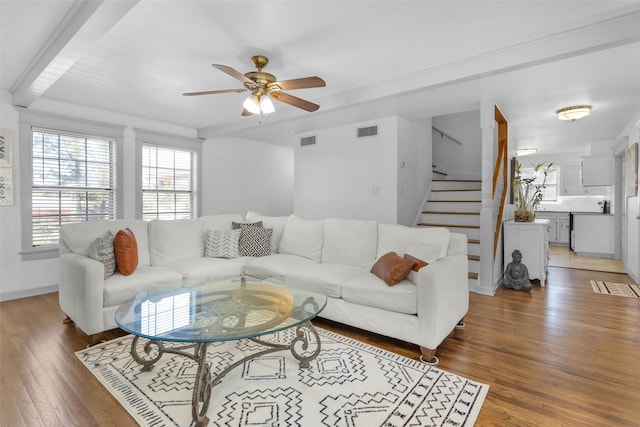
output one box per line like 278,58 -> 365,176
397,117 -> 432,226
294,117 -> 399,223
202,136 -> 294,217
432,110 -> 481,179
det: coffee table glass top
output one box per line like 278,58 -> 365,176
115,276 -> 327,343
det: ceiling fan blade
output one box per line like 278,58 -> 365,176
183,88 -> 247,96
241,108 -> 253,116
212,64 -> 255,87
268,76 -> 326,91
271,91 -> 320,112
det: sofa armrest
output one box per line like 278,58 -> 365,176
58,252 -> 106,336
414,253 -> 469,349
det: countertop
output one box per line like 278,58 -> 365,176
535,210 -> 611,215
569,212 -> 613,216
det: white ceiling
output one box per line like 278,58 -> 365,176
2,1 -> 640,154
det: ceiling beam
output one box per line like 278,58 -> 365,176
10,0 -> 139,108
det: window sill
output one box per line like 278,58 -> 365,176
20,248 -> 59,261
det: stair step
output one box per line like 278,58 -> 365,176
434,170 -> 448,176
427,199 -> 481,203
433,179 -> 481,183
432,189 -> 479,192
468,272 -> 479,280
468,239 -> 480,244
468,255 -> 480,261
417,223 -> 479,229
422,210 -> 479,215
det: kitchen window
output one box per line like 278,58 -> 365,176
520,166 -> 558,202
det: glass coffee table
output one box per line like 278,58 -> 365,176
115,276 -> 327,427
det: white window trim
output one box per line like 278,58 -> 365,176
133,128 -> 202,220
18,108 -> 125,260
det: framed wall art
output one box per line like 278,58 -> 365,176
0,128 -> 13,206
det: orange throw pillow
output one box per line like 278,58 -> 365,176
114,228 -> 138,276
404,253 -> 429,271
371,252 -> 415,286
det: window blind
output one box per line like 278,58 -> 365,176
31,129 -> 115,248
142,145 -> 197,220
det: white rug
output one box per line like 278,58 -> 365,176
77,327 -> 488,426
590,280 -> 640,298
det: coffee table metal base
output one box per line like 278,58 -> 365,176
129,320 -> 321,427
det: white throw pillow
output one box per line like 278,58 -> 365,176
204,229 -> 241,259
377,223 -> 450,260
405,241 -> 442,263
278,214 -> 324,262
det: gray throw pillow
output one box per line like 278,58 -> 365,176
88,230 -> 116,279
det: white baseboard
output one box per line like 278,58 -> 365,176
0,284 -> 58,302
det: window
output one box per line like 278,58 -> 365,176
521,166 -> 558,202
19,109 -> 124,259
31,129 -> 115,248
142,145 -> 197,220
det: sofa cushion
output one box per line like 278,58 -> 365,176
204,229 -> 241,259
165,257 -> 245,287
59,219 -> 150,266
148,219 -> 204,266
278,215 -> 324,262
285,263 -> 367,298
243,254 -> 317,283
199,214 -> 244,231
245,211 -> 289,253
341,274 -> 418,315
321,218 -> 378,269
114,228 -> 139,276
88,231 -> 116,279
377,223 -> 450,260
103,266 -> 183,307
370,252 -> 415,286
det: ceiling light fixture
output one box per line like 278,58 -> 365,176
243,92 -> 275,115
556,105 -> 592,121
517,147 -> 537,156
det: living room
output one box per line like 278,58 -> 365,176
1,1 -> 640,426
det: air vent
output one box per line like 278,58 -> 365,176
300,136 -> 316,147
357,125 -> 378,138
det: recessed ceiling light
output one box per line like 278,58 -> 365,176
556,105 -> 592,121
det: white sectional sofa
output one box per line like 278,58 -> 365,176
58,211 -> 469,363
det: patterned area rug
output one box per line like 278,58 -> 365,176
77,328 -> 488,426
590,280 -> 640,298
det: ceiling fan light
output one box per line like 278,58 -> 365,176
556,105 -> 592,121
243,94 -> 261,114
260,94 -> 275,114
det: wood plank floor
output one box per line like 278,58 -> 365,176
1,265 -> 639,426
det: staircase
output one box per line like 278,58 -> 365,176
417,179 -> 481,289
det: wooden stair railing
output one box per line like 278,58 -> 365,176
493,106 -> 509,259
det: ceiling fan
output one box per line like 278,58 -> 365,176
183,55 -> 326,116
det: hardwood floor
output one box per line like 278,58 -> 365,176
1,266 -> 639,426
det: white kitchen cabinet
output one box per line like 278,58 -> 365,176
504,219 -> 550,284
535,212 -> 569,245
572,214 -> 615,256
562,166 -> 609,196
561,166 -> 583,196
581,155 -> 614,186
